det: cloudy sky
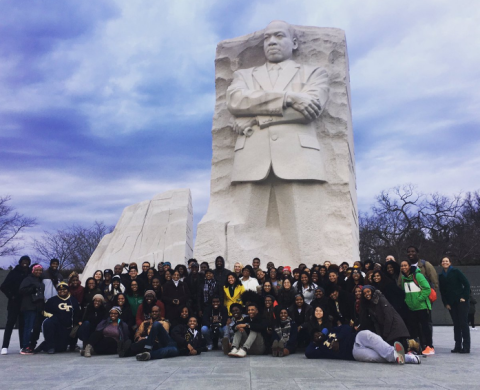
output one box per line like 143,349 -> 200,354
1,0 -> 479,267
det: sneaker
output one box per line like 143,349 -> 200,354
84,344 -> 93,358
136,352 -> 151,361
422,346 -> 435,356
407,354 -> 422,364
471,327 -> 477,331
228,347 -> 239,357
1,348 -> 7,355
20,347 -> 33,355
221,337 -> 230,355
234,348 -> 247,358
393,341 -> 405,364
207,344 -> 213,351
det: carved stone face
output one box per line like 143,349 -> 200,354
263,21 -> 297,63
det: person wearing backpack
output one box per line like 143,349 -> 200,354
400,260 -> 434,356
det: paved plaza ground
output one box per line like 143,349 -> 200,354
0,327 -> 477,390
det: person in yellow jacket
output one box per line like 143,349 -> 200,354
224,272 -> 245,315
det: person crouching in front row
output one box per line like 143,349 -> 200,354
228,303 -> 267,357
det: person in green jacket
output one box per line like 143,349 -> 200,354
400,260 -> 434,356
439,257 -> 470,353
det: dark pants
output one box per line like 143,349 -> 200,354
42,318 -> 72,352
468,313 -> 475,328
28,312 -> 45,349
22,311 -> 37,349
407,309 -> 432,349
145,322 -> 178,360
2,303 -> 24,348
449,301 -> 470,350
88,331 -> 118,355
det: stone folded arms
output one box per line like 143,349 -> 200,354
227,67 -> 329,135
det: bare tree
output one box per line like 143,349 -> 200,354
32,221 -> 113,271
0,195 -> 37,257
360,186 -> 480,266
359,184 -> 424,262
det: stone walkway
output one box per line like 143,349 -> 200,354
0,327 -> 477,389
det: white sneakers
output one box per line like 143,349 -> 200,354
1,348 -> 7,355
228,347 -> 247,357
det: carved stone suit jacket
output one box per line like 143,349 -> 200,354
226,59 -> 329,182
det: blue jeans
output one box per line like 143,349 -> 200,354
22,311 -> 37,349
145,322 -> 178,360
201,325 -> 228,346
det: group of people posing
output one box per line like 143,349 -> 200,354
0,246 -> 473,365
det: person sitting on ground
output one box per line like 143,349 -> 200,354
171,306 -> 192,328
271,307 -> 298,357
135,320 -> 179,361
228,302 -> 268,358
136,290 -> 166,329
119,305 -> 168,357
201,296 -> 229,351
222,303 -> 246,354
360,285 -> 411,351
162,270 -> 190,323
111,293 -> 135,336
77,294 -> 107,350
263,295 -> 277,337
288,294 -> 313,347
327,284 -> 353,326
305,324 -> 421,364
171,316 -> 206,356
82,306 -> 129,357
37,281 -> 81,354
303,305 -> 331,343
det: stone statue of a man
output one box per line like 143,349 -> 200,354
223,20 -> 330,260
227,20 -> 329,182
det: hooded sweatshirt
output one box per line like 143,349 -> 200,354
44,294 -> 81,328
213,257 -> 230,290
1,262 -> 30,308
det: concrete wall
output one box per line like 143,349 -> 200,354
1,267 -> 480,328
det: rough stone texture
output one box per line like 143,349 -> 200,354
0,327 -> 477,389
82,189 -> 193,281
194,24 -> 359,269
